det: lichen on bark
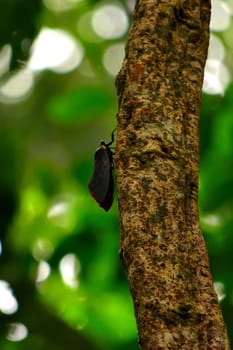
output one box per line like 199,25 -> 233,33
115,0 -> 230,349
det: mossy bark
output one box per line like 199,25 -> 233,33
115,0 -> 230,349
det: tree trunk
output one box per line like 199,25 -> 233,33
115,0 -> 230,349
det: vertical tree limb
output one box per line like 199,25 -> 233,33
115,0 -> 230,348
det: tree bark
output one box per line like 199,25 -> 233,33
115,0 -> 230,349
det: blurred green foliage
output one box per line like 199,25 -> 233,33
0,0 -> 233,349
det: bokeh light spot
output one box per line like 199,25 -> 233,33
43,0 -> 82,12
92,4 -> 128,39
47,195 -> 77,230
210,0 -> 231,32
0,281 -> 18,315
59,253 -> 80,289
103,43 -> 125,76
201,214 -> 221,228
36,261 -> 51,283
0,44 -> 12,77
6,323 -> 28,342
203,32 -> 230,95
208,34 -> 225,61
32,239 -> 54,261
203,59 -> 230,95
0,68 -> 34,103
214,281 -> 226,301
77,11 -> 102,43
28,27 -> 84,73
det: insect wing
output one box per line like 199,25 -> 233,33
100,167 -> 114,211
88,145 -> 114,210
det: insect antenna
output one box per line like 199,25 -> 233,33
105,127 -> 117,147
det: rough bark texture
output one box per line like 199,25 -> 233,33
115,0 -> 230,349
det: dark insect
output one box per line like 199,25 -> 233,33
88,129 -> 116,211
